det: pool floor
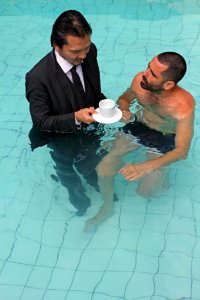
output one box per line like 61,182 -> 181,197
0,1 -> 200,299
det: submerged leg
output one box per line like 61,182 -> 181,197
136,168 -> 168,197
59,170 -> 91,216
84,176 -> 116,232
84,134 -> 137,231
50,150 -> 91,216
136,152 -> 169,197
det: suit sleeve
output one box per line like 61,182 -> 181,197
25,72 -> 78,133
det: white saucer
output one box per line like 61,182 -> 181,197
93,108 -> 122,124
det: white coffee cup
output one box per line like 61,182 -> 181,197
99,99 -> 115,118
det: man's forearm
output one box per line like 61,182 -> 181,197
146,147 -> 188,172
118,98 -> 131,111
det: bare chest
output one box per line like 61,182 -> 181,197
135,91 -> 176,119
134,91 -> 178,133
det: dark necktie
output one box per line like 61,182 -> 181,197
70,65 -> 85,100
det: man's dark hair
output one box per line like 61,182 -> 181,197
157,52 -> 187,84
50,10 -> 92,48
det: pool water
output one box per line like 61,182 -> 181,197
0,1 -> 200,299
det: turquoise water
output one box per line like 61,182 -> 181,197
0,1 -> 200,299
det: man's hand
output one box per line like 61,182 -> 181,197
75,107 -> 97,124
121,110 -> 134,122
119,162 -> 153,181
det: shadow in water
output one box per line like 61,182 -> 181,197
29,125 -> 107,217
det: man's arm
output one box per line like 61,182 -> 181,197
119,111 -> 194,181
118,75 -> 139,122
118,87 -> 136,109
117,88 -> 136,121
26,74 -> 76,133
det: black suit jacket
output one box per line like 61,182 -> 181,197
25,43 -> 105,133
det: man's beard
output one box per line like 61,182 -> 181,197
140,76 -> 164,93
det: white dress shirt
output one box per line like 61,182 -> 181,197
54,50 -> 84,126
54,50 -> 85,91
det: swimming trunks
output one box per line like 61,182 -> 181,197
122,121 -> 175,154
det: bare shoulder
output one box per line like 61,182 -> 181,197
178,87 -> 195,110
121,72 -> 143,97
130,72 -> 143,90
131,72 -> 143,85
174,86 -> 195,120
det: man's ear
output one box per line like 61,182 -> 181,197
53,43 -> 59,52
163,80 -> 175,90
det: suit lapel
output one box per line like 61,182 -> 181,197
82,59 -> 99,96
48,47 -> 100,110
49,51 -> 77,111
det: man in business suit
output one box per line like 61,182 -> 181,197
26,10 -> 107,215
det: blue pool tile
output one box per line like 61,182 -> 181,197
92,295 -> 123,300
9,237 -> 40,265
125,273 -> 154,299
55,248 -> 83,270
0,262 -> 32,286
142,213 -> 171,234
150,297 -> 174,300
47,269 -> 75,290
0,232 -> 16,260
192,279 -> 200,300
192,257 -> 200,281
78,249 -> 114,272
121,195 -> 148,214
193,238 -> 200,258
155,274 -> 191,299
42,289 -> 68,300
135,252 -> 158,274
96,271 -> 135,299
193,202 -> 200,224
166,215 -> 196,236
70,270 -> 103,293
26,266 -> 52,289
19,287 -> 45,300
117,229 -> 142,251
174,196 -> 194,218
137,231 -> 165,256
0,285 -> 23,300
36,245 -> 60,268
119,211 -> 147,231
147,195 -> 175,215
87,227 -> 119,249
67,291 -> 121,300
165,233 -> 196,256
108,249 -> 136,272
159,251 -> 191,278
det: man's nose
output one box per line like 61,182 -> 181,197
145,66 -> 151,75
79,50 -> 87,59
143,68 -> 149,76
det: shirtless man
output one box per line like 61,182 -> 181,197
84,52 -> 195,230
117,51 -> 195,183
